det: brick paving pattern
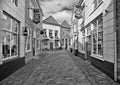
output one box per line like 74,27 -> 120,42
0,50 -> 119,85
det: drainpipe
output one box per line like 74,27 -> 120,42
113,0 -> 117,81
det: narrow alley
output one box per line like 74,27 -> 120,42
0,50 -> 119,85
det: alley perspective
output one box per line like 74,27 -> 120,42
0,0 -> 120,84
0,50 -> 119,85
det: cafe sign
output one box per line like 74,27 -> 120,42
33,9 -> 40,24
74,5 -> 82,19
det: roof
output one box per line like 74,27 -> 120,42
61,20 -> 71,29
43,15 -> 60,26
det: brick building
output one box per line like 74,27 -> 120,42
71,0 -> 120,82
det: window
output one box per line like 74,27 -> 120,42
29,1 -> 34,20
87,24 -> 91,35
49,30 -> 53,39
12,0 -> 18,6
43,29 -> 47,37
55,30 -> 58,37
2,13 -> 19,60
61,39 -> 64,46
25,28 -> 32,52
93,0 -> 102,9
92,14 -> 103,56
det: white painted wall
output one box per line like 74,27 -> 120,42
43,23 -> 61,48
0,0 -> 25,64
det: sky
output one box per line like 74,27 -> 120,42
39,0 -> 79,24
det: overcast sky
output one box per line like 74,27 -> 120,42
39,0 -> 79,24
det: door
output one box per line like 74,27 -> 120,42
32,38 -> 35,56
50,42 -> 53,50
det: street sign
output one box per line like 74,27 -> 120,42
33,9 -> 40,24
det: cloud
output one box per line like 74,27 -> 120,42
52,10 -> 72,24
39,0 -> 79,24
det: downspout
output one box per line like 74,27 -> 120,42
113,0 -> 117,81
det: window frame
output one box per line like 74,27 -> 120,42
25,28 -> 32,52
2,12 -> 19,61
91,14 -> 103,59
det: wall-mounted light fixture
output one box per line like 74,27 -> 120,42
23,27 -> 28,36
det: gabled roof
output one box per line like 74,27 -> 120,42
61,20 -> 71,29
43,15 -> 60,26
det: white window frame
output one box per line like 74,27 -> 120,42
25,28 -> 32,52
91,14 -> 103,60
2,12 -> 19,61
29,1 -> 34,20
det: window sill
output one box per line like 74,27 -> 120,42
3,56 -> 18,63
89,1 -> 103,16
26,49 -> 32,53
91,54 -> 104,61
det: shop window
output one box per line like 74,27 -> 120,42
2,13 -> 19,60
92,14 -> 103,57
25,28 -> 32,52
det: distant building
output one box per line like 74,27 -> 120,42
25,0 -> 43,62
60,20 -> 71,49
42,15 -> 60,50
0,0 -> 25,81
71,0 -> 120,82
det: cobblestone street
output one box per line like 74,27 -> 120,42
0,50 -> 119,85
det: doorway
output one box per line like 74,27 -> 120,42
50,42 -> 53,50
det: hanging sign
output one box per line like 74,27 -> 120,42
33,9 -> 40,24
74,5 -> 82,19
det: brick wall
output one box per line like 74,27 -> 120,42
116,0 -> 120,81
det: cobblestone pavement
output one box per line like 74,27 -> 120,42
0,50 -> 120,85
67,51 -> 120,85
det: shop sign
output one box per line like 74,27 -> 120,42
74,6 -> 82,19
33,9 -> 40,24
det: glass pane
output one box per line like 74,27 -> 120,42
12,19 -> 18,33
27,36 -> 30,50
2,32 -> 10,58
2,14 -> 11,30
93,44 -> 97,54
11,34 -> 18,56
98,32 -> 103,55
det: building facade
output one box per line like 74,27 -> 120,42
42,16 -> 60,50
71,0 -> 120,82
25,0 -> 43,62
0,0 -> 25,81
60,20 -> 71,49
